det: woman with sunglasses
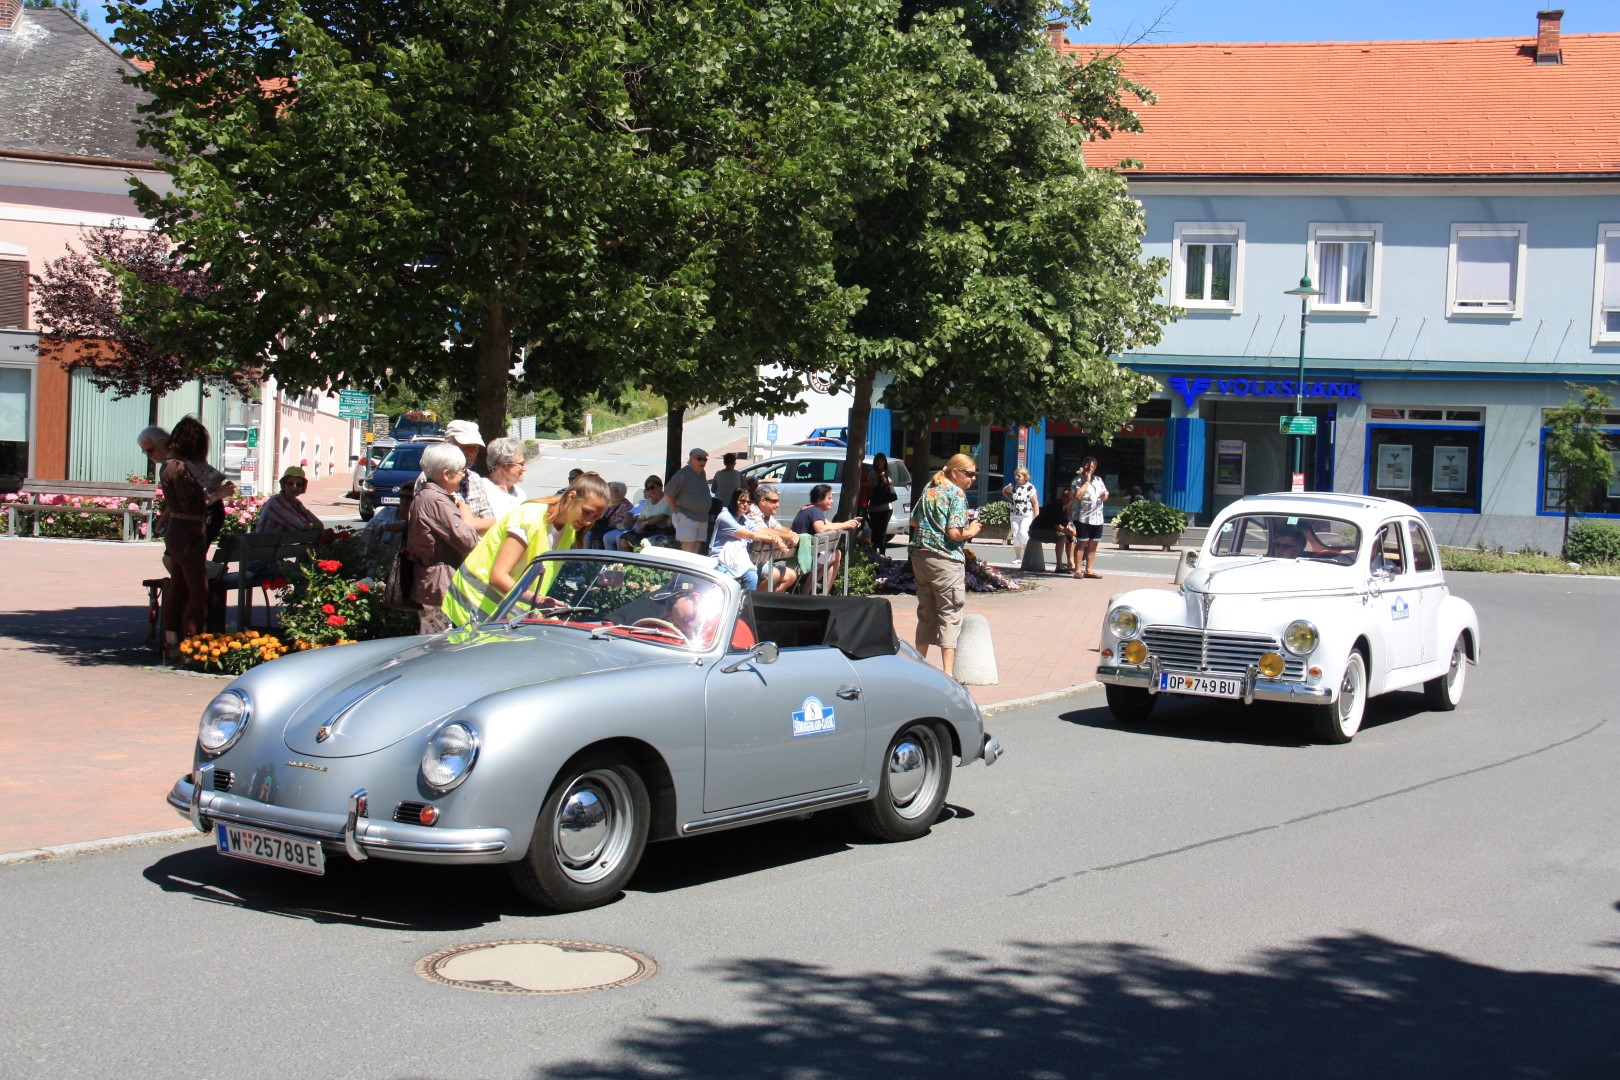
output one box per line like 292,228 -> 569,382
907,453 -> 982,679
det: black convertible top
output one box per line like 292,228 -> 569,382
742,592 -> 900,660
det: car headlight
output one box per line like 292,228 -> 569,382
421,721 -> 481,792
1107,605 -> 1142,640
198,690 -> 251,756
1282,620 -> 1319,656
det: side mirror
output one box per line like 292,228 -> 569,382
722,640 -> 780,673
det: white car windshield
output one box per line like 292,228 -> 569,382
1210,514 -> 1361,564
491,557 -> 732,651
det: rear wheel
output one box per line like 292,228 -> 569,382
1105,685 -> 1158,725
507,752 -> 650,912
851,722 -> 952,841
1423,634 -> 1468,711
1310,650 -> 1367,744
358,502 -> 375,522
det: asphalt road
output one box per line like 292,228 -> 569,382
3,572 -> 1617,1079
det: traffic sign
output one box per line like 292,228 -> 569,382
338,390 -> 372,420
246,427 -> 257,448
766,422 -> 779,443
1279,415 -> 1317,436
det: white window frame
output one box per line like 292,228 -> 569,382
1593,223 -> 1620,346
1307,223 -> 1381,315
1172,222 -> 1245,314
1447,223 -> 1527,319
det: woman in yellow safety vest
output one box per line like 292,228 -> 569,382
442,472 -> 610,626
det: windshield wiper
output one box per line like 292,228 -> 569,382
506,604 -> 594,629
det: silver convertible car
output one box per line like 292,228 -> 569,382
168,548 -> 1001,911
1097,493 -> 1480,744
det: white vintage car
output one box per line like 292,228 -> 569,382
1096,493 -> 1480,743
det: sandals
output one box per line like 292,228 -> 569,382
1084,571 -> 1103,579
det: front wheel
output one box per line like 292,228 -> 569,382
1423,634 -> 1468,711
1105,684 -> 1158,725
851,722 -> 952,842
358,502 -> 375,522
507,753 -> 650,912
1310,649 -> 1367,744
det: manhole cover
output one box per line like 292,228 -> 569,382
414,939 -> 657,995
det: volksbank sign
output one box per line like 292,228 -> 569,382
1168,375 -> 1362,409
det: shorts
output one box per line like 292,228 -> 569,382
1071,521 -> 1103,542
910,549 -> 967,650
672,510 -> 708,543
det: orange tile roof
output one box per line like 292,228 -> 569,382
1061,33 -> 1620,176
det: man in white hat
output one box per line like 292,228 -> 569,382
415,419 -> 496,535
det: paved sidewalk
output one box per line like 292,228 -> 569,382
0,529 -> 1177,857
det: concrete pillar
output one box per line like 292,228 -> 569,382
954,613 -> 998,685
1021,539 -> 1048,572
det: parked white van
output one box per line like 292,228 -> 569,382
740,448 -> 913,532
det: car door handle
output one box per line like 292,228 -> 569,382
836,686 -> 861,700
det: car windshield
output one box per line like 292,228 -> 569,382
378,444 -> 426,471
491,556 -> 733,651
1209,513 -> 1361,564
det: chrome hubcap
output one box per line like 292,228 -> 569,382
888,739 -> 926,805
888,725 -> 942,820
1338,657 -> 1364,732
553,770 -> 631,883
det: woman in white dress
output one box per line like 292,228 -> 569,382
1001,466 -> 1040,563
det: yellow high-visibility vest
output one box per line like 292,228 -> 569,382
442,501 -> 576,626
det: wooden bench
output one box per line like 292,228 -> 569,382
206,527 -> 324,632
6,479 -> 160,542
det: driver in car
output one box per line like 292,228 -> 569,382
1268,526 -> 1307,559
648,576 -> 722,646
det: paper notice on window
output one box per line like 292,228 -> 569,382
1376,444 -> 1412,492
1431,446 -> 1469,493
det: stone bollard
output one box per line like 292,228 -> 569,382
953,613 -> 999,685
1173,548 -> 1197,585
1021,539 -> 1048,573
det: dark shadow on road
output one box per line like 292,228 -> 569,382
631,816 -> 855,892
544,934 -> 1620,1079
0,604 -> 158,665
1059,690 -> 1442,747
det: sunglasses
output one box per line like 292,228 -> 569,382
959,469 -> 978,478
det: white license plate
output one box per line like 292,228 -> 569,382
1159,671 -> 1242,699
381,496 -> 399,505
216,823 -> 326,875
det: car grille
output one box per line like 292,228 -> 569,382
1141,627 -> 1306,679
212,769 -> 234,792
394,802 -> 435,825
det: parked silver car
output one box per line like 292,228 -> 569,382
742,449 -> 913,520
168,548 -> 1000,911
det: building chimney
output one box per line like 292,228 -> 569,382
0,0 -> 22,32
1045,21 -> 1067,49
1535,9 -> 1564,65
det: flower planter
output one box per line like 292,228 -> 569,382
1114,527 -> 1182,551
976,523 -> 1010,542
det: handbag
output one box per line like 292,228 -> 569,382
383,548 -> 421,611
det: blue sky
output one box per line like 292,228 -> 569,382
82,0 -> 1620,51
1071,0 -> 1620,45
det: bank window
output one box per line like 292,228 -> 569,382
1309,224 -> 1380,314
1539,417 -> 1620,518
1174,222 -> 1244,313
1594,224 -> 1620,345
1366,423 -> 1484,513
1448,224 -> 1526,318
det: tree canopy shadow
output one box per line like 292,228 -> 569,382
0,603 -> 159,666
545,934 -> 1620,1079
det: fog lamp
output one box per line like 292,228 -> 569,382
1122,640 -> 1149,665
1257,652 -> 1285,678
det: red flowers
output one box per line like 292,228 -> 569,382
321,603 -> 336,615
345,593 -> 357,602
326,615 -> 347,627
317,559 -> 342,573
356,582 -> 370,593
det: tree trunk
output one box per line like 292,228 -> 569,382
836,369 -> 875,522
473,301 -> 512,459
664,404 -> 685,481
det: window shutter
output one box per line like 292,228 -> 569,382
0,261 -> 27,329
1603,236 -> 1620,308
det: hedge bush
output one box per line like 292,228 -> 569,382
974,500 -> 1011,526
1112,500 -> 1187,536
1567,519 -> 1620,563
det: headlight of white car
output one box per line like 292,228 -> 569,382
421,721 -> 481,792
197,690 -> 251,756
1107,605 -> 1142,640
1282,620 -> 1320,656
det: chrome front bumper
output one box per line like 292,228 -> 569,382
980,734 -> 1003,766
1097,658 -> 1333,706
168,768 -> 511,864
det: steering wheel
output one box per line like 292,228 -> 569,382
631,617 -> 688,642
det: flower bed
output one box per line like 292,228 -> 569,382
176,630 -> 289,674
0,483 -> 269,541
865,546 -> 1023,594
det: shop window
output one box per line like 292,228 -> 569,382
1594,224 -> 1620,345
1173,222 -> 1245,313
1366,424 -> 1483,513
1308,223 -> 1380,314
1539,423 -> 1620,518
1447,224 -> 1526,318
0,260 -> 28,330
0,366 -> 30,479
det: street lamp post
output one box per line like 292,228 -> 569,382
1283,272 -> 1322,488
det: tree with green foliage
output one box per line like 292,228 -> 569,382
825,0 -> 1172,517
25,0 -> 88,20
115,0 -> 919,460
1544,384 -> 1617,556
